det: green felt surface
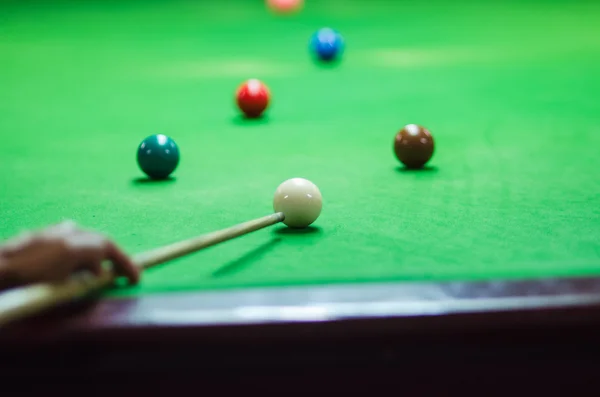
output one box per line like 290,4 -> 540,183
1,0 -> 600,298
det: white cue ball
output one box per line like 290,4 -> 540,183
273,178 -> 322,228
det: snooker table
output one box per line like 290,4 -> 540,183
2,0 -> 600,394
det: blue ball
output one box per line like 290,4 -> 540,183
310,28 -> 344,61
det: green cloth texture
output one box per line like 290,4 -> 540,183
1,0 -> 599,298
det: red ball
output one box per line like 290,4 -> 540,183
235,79 -> 270,118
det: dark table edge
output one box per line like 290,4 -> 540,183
3,275 -> 600,344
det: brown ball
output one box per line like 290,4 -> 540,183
393,124 -> 434,169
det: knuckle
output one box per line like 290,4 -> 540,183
21,233 -> 41,246
60,219 -> 78,229
53,220 -> 78,234
102,238 -> 115,251
54,239 -> 72,256
83,245 -> 105,262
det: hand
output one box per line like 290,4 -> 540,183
0,221 -> 140,288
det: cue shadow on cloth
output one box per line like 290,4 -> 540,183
212,238 -> 282,278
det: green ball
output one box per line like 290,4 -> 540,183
136,134 -> 180,179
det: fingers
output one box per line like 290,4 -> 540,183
104,241 -> 140,285
67,232 -> 106,275
1,221 -> 139,286
67,232 -> 140,285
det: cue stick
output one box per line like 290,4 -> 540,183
0,212 -> 285,328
